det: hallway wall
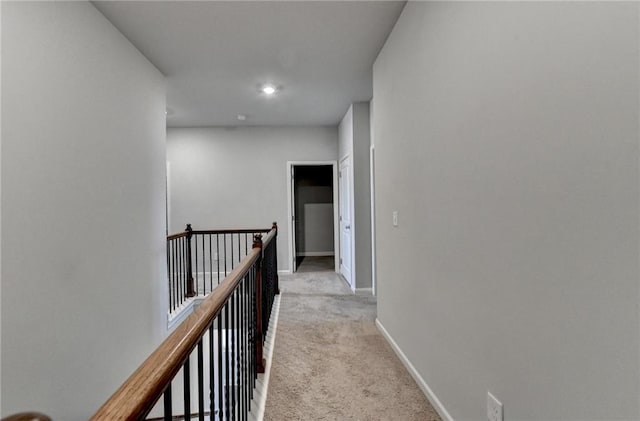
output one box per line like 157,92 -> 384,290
1,2 -> 167,419
373,2 -> 639,420
167,126 -> 338,273
338,103 -> 372,290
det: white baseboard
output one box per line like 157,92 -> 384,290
278,269 -> 292,275
296,251 -> 335,257
355,287 -> 373,296
375,319 -> 454,421
167,298 -> 198,331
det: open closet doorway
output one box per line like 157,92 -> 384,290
287,162 -> 339,273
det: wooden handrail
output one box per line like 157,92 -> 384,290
166,231 -> 189,241
262,228 -> 276,249
91,246 -> 262,420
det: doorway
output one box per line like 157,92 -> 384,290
287,162 -> 339,273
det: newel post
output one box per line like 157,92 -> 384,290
272,222 -> 280,295
253,233 -> 266,373
185,224 -> 195,297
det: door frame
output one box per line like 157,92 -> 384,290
286,161 -> 339,273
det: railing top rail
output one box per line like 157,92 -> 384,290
166,227 -> 271,240
166,231 -> 189,241
91,246 -> 262,420
191,228 -> 271,235
262,228 -> 276,248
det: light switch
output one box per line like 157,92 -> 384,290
392,211 -> 398,227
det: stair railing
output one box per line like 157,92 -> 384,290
167,225 -> 273,313
91,223 -> 279,420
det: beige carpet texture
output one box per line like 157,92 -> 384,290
263,270 -> 441,421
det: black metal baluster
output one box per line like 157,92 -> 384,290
179,238 -> 183,306
198,339 -> 205,421
248,271 -> 252,408
217,234 -> 221,285
246,274 -> 250,415
167,241 -> 174,312
167,241 -> 171,312
235,287 -> 241,420
183,237 -> 188,303
183,237 -> 187,303
241,276 -> 247,421
178,239 -> 182,307
218,313 -> 224,421
231,290 -> 236,420
174,240 -> 178,310
239,278 -> 244,421
178,238 -> 184,307
195,233 -> 199,297
251,266 -> 256,391
164,384 -> 172,421
209,324 -> 215,421
224,234 -> 228,277
175,239 -> 178,309
225,304 -> 230,420
209,234 -> 213,294
231,234 -> 235,272
184,358 -> 191,419
201,234 -> 205,295
173,240 -> 177,311
237,233 -> 241,265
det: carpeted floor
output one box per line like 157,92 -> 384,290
263,271 -> 441,421
295,256 -> 335,273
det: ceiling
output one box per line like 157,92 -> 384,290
93,1 -> 406,128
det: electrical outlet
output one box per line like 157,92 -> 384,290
487,392 -> 503,421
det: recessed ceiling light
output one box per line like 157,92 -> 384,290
237,114 -> 247,121
261,84 -> 277,95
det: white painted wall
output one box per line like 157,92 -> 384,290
373,2 -> 639,420
352,103 -> 372,291
167,127 -> 338,273
1,2 -> 167,419
338,103 -> 372,290
301,203 -> 333,254
338,106 -> 354,160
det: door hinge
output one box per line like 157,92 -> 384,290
340,258 -> 343,264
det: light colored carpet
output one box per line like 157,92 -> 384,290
263,272 -> 441,421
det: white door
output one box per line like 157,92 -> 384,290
339,157 -> 353,287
